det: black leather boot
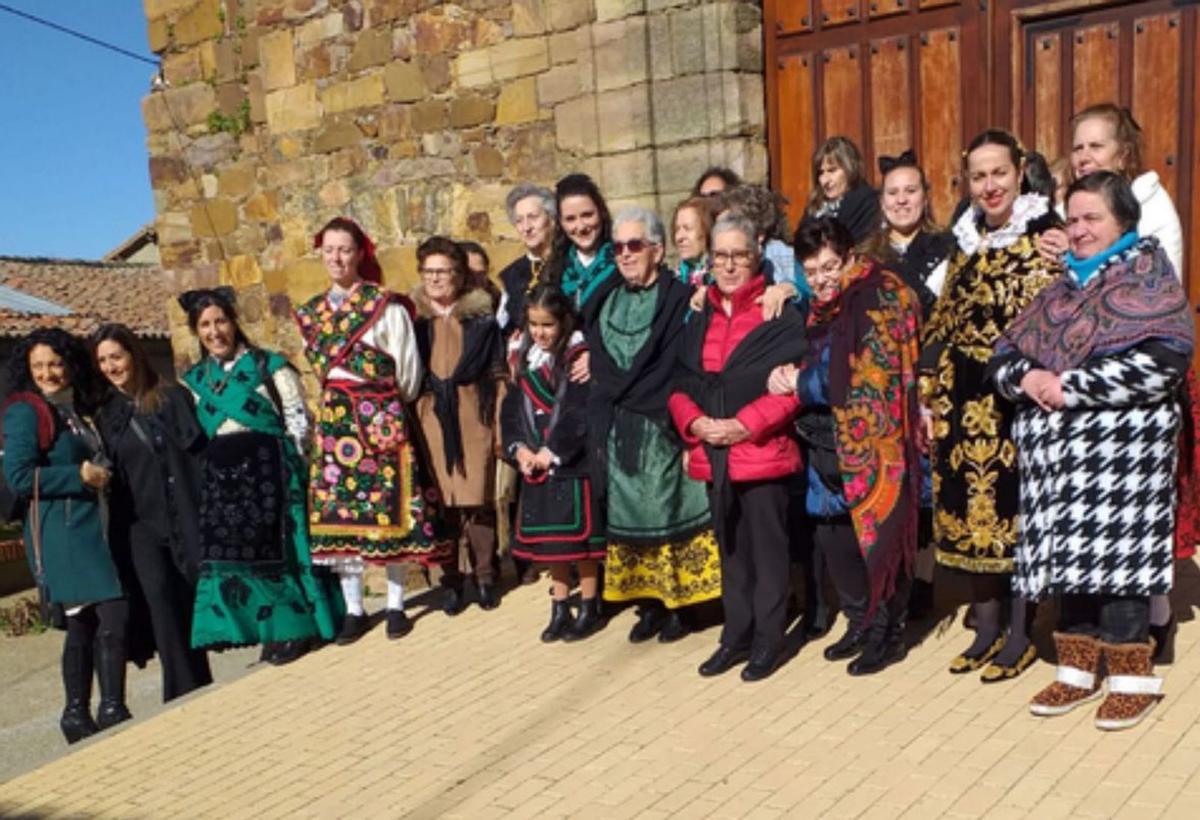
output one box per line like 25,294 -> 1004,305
541,599 -> 573,643
563,597 -> 603,642
1150,617 -> 1176,665
94,631 -> 132,731
60,642 -> 98,744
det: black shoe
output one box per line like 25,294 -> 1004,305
1150,617 -> 1176,665
386,609 -> 413,639
443,586 -> 466,616
657,610 -> 690,643
741,645 -> 786,682
336,613 -> 368,646
907,579 -> 934,621
265,639 -> 309,666
628,605 -> 666,644
60,642 -> 97,744
563,597 -> 603,642
541,600 -> 573,643
848,637 -> 907,676
804,605 -> 834,639
94,630 -> 131,731
698,645 -> 750,677
823,627 -> 865,661
477,584 -> 499,611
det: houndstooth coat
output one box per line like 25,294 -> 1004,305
993,343 -> 1189,601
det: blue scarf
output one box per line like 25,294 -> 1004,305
1065,230 -> 1138,286
560,242 -> 616,309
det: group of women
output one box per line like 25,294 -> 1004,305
1,101 -> 1192,744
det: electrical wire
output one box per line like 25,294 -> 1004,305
0,1 -> 158,66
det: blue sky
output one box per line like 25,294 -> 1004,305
0,2 -> 156,260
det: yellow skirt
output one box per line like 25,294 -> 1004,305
603,529 -> 722,609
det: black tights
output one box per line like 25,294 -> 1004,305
961,576 -> 1033,664
65,599 -> 129,652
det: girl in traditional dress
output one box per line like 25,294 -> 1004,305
805,136 -> 881,245
586,207 -> 721,644
411,237 -> 507,612
501,285 -> 606,642
3,329 -> 131,742
768,217 -> 923,676
920,129 -> 1061,682
992,171 -> 1193,729
295,218 -> 451,641
93,323 -> 212,703
179,288 -> 343,664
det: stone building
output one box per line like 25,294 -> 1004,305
139,0 -> 766,371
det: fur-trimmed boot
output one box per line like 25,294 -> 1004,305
1095,640 -> 1162,731
1029,632 -> 1103,717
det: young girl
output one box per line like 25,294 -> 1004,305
500,285 -> 605,642
805,136 -> 880,245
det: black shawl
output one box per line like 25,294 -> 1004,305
413,288 -> 505,476
584,269 -> 691,506
674,292 -> 809,536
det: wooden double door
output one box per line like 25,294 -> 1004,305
765,0 -> 1200,296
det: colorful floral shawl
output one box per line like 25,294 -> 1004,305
818,260 -> 923,615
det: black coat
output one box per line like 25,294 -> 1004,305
886,230 -> 956,319
498,255 -> 536,338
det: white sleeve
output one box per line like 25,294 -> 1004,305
1141,189 -> 1185,279
495,291 -> 510,329
272,365 -> 310,453
926,259 -> 949,299
375,302 -> 423,402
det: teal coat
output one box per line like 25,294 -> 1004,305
2,399 -> 123,606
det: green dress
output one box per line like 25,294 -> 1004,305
598,286 -> 721,608
183,350 -> 343,648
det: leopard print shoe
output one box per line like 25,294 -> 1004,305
1095,640 -> 1162,731
1029,632 -> 1103,717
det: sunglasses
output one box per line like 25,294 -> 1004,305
613,239 -> 656,255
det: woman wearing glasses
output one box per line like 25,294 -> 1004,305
411,237 -> 507,613
295,217 -> 451,644
670,213 -> 807,682
585,207 -> 721,645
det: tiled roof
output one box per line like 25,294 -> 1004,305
0,257 -> 173,339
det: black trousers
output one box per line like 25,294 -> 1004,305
1059,594 -> 1149,645
815,517 -> 910,636
131,539 -> 212,701
712,479 -> 791,652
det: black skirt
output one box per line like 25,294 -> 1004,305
512,474 -> 606,562
199,432 -> 286,566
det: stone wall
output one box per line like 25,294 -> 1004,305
140,0 -> 766,371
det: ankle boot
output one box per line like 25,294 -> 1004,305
563,597 -> 603,642
541,599 -> 573,643
94,631 -> 132,731
60,642 -> 98,744
1095,640 -> 1162,731
1029,632 -> 1103,717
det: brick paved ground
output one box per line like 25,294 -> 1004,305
1,562 -> 1199,819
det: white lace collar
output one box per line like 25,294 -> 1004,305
952,193 -> 1049,255
525,330 -> 584,370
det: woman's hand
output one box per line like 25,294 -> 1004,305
569,351 -> 590,383
1020,369 -> 1065,412
918,412 -> 934,455
689,284 -> 706,312
532,447 -> 556,472
717,419 -> 751,446
515,446 -> 538,477
758,282 -> 798,320
80,460 -> 111,490
767,364 -> 799,396
1038,228 -> 1069,263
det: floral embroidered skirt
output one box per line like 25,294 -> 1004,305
308,382 -> 451,567
604,530 -> 722,608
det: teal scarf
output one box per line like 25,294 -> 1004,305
1065,230 -> 1138,286
561,242 -> 616,308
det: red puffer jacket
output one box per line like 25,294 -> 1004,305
668,276 -> 802,483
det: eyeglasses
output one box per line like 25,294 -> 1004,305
420,267 -> 456,279
805,258 -> 844,280
711,249 -> 755,268
613,238 -> 656,255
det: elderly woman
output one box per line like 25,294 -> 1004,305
920,129 -> 1060,682
2,329 -> 130,742
412,237 -> 506,612
585,207 -> 721,644
670,213 -> 807,681
93,324 -> 212,702
296,217 -> 450,643
768,217 -> 923,675
672,196 -> 716,288
991,172 -> 1193,730
497,184 -> 556,339
182,288 -> 343,663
